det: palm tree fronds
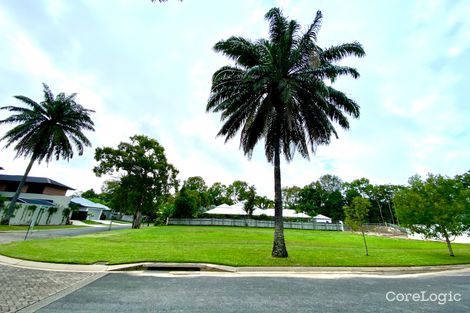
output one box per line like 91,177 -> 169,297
0,83 -> 95,164
322,42 -> 365,62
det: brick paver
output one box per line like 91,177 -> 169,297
0,265 -> 99,313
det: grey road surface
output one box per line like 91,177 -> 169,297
36,271 -> 470,313
0,224 -> 131,244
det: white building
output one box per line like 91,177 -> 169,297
205,202 -> 312,219
0,174 -> 73,225
70,197 -> 111,221
313,214 -> 332,223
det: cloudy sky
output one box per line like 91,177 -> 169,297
0,0 -> 469,197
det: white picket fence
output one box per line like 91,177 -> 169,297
167,218 -> 343,231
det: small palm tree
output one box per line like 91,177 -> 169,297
207,8 -> 365,257
0,83 -> 95,224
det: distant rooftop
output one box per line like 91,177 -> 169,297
17,198 -> 55,206
0,174 -> 74,190
71,197 -> 110,210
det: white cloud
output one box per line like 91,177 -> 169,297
8,32 -> 61,79
1,0 -> 469,200
43,0 -> 69,23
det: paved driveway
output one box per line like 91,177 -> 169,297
28,270 -> 470,313
0,224 -> 131,244
0,265 -> 101,313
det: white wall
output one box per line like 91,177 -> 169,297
4,204 -> 70,225
0,191 -> 72,225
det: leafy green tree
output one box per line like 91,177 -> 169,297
344,178 -> 389,223
81,189 -> 99,200
93,135 -> 179,228
0,83 -> 95,225
394,173 -> 470,257
282,186 -> 302,210
255,195 -> 274,209
182,176 -> 210,209
79,189 -> 110,207
368,184 -> 401,224
207,8 -> 364,257
294,180 -> 345,222
455,171 -> 470,187
155,200 -> 175,225
344,196 -> 371,256
183,176 -> 207,193
227,180 -> 250,203
207,182 -> 233,206
243,185 -> 257,217
173,186 -> 199,218
100,179 -> 129,214
344,178 -> 371,204
318,174 -> 343,193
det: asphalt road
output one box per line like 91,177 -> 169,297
35,270 -> 470,313
0,224 -> 131,244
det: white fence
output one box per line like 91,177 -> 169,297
167,218 -> 343,231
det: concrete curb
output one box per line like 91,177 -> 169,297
0,255 -> 108,272
1,254 -> 470,275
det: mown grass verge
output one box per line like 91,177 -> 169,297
0,226 -> 469,267
0,225 -> 86,231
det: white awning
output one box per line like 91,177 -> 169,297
71,197 -> 111,211
205,203 -> 246,215
206,203 -> 311,218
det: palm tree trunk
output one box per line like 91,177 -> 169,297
1,157 -> 35,225
272,139 -> 288,258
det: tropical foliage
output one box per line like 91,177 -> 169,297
344,196 -> 371,256
206,8 -> 364,257
394,172 -> 470,256
0,83 -> 95,224
283,175 -> 402,224
93,135 -> 179,228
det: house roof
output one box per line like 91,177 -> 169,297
205,203 -> 246,215
314,214 -> 331,220
0,174 -> 74,190
17,198 -> 54,206
71,197 -> 111,210
205,203 -> 311,218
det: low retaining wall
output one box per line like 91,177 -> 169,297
167,218 -> 343,231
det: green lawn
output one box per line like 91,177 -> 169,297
0,225 -> 86,231
0,226 -> 469,267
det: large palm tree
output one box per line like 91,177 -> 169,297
207,8 -> 365,257
0,83 -> 95,224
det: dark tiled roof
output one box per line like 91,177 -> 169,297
0,174 -> 74,190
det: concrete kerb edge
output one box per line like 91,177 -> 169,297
0,254 -> 108,272
1,254 -> 470,274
